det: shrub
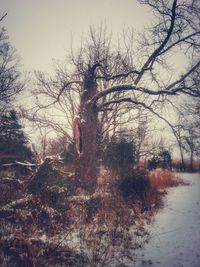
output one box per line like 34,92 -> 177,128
28,159 -> 61,195
119,169 -> 150,200
159,149 -> 172,170
148,149 -> 172,170
61,142 -> 75,164
103,137 -> 136,176
147,156 -> 160,170
27,159 -> 74,197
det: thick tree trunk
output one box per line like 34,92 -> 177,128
73,68 -> 99,192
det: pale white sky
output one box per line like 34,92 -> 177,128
0,0 -> 153,72
0,0 -> 189,158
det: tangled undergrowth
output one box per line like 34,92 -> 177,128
0,161 -> 185,267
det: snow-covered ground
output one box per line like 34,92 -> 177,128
133,173 -> 200,267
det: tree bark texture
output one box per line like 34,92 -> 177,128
73,68 -> 99,192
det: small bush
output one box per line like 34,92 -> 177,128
119,169 -> 151,200
61,142 -> 75,164
28,159 -> 62,195
147,156 -> 160,170
148,149 -> 172,170
27,159 -> 74,198
103,138 -> 136,177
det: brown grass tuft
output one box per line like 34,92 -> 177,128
149,170 -> 185,190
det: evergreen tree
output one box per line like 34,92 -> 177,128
148,149 -> 172,170
0,110 -> 32,164
159,149 -> 172,170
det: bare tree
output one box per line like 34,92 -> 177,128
33,0 -> 200,191
179,96 -> 200,171
0,17 -> 24,113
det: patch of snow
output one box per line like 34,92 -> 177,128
40,233 -> 47,242
1,177 -> 23,184
73,115 -> 80,120
0,163 -> 14,167
132,173 -> 200,267
1,195 -> 33,210
15,161 -> 37,167
80,118 -> 86,124
68,195 -> 90,202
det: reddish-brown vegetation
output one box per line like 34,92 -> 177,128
149,170 -> 186,189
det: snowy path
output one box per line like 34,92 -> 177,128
133,173 -> 200,267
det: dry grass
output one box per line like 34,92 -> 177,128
149,170 -> 185,190
140,170 -> 187,215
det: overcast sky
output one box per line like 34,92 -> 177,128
0,0 -> 189,154
0,0 -> 153,73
